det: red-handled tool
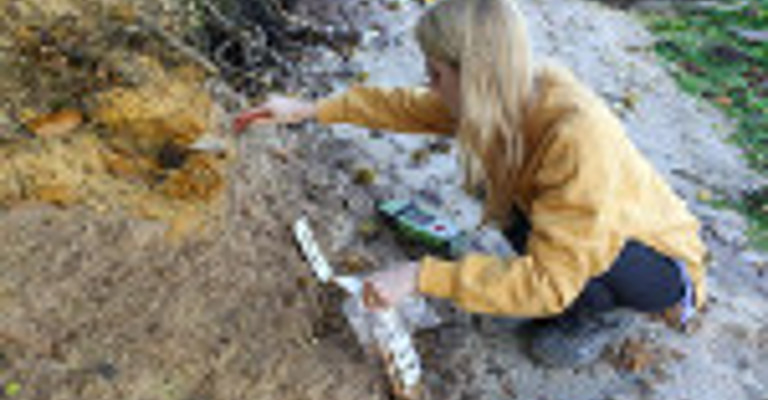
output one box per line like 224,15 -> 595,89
233,109 -> 273,134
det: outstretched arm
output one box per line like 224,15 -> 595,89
316,86 -> 456,135
234,86 -> 456,135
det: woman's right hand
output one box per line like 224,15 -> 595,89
233,95 -> 317,134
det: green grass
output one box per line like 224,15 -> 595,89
646,0 -> 768,249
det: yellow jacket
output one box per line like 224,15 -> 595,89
317,64 -> 707,317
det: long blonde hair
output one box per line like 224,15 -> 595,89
416,0 -> 534,223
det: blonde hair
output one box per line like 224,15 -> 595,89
416,0 -> 534,223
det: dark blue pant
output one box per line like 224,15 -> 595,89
503,208 -> 685,316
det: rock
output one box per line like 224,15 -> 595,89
410,148 -> 431,166
741,251 -> 768,272
94,361 -> 119,381
701,208 -> 750,248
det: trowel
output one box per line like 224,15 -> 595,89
188,108 -> 272,153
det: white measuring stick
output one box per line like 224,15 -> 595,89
294,217 -> 334,282
293,217 -> 363,294
293,217 -> 422,397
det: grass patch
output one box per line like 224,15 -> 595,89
646,0 -> 767,249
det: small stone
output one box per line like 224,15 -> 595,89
385,0 -> 402,11
742,251 -> 768,271
369,129 -> 385,139
428,139 -> 453,154
621,91 -> 640,111
95,361 -> 119,381
410,148 -> 431,165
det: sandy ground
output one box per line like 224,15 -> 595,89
1,0 -> 767,400
295,0 -> 768,399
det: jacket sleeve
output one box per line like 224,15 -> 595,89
417,119 -> 619,317
316,85 -> 456,135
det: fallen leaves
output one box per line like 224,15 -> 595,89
612,338 -> 655,373
336,251 -> 375,275
608,337 -> 686,374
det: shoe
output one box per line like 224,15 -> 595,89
527,310 -> 636,368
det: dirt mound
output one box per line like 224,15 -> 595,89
0,0 -> 234,239
0,2 -> 394,399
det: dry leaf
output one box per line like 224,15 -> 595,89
696,189 -> 713,202
102,150 -> 155,181
269,147 -> 291,163
714,96 -> 733,107
613,338 -> 656,373
357,219 -> 382,240
352,167 -> 376,186
18,108 -> 40,124
338,252 -> 374,274
26,109 -> 83,138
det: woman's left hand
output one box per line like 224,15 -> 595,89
363,262 -> 421,310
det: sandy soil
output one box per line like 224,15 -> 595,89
1,0 -> 767,400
